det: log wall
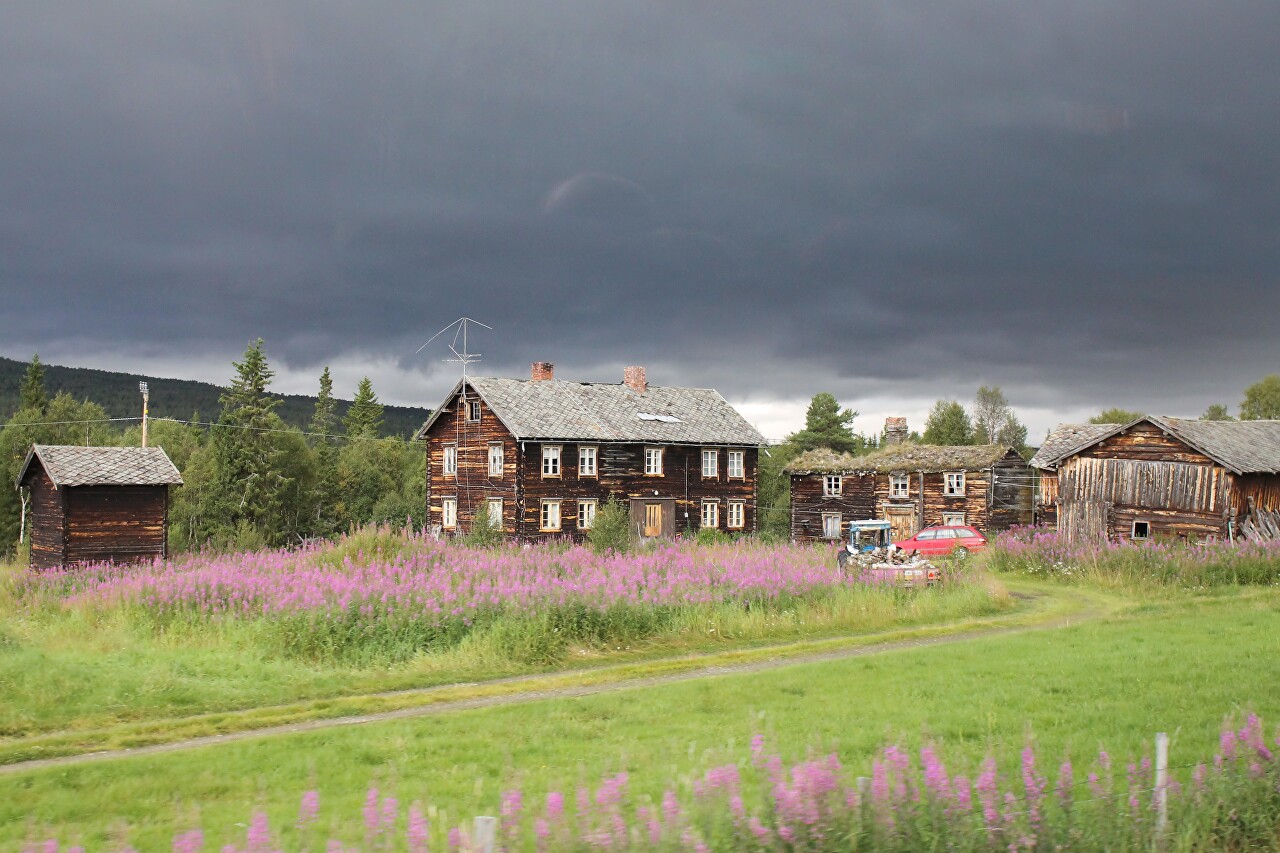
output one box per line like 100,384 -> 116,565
789,473 -> 875,543
64,486 -> 168,564
26,466 -> 64,570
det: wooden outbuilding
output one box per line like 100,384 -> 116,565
1028,423 -> 1116,528
415,363 -> 765,540
17,445 -> 183,569
1036,416 -> 1280,543
786,442 -> 1034,544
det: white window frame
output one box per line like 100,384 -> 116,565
822,512 -> 842,539
540,499 -> 562,532
701,449 -> 719,478
579,446 -> 598,478
578,499 -> 598,529
542,445 -> 562,478
486,497 -> 503,525
441,497 -> 457,530
942,512 -> 965,527
1132,520 -> 1150,540
890,475 -> 909,498
488,443 -> 504,478
466,400 -> 482,422
727,450 -> 745,479
823,475 -> 843,497
701,500 -> 719,528
944,472 -> 966,496
644,446 -> 664,476
727,501 -> 745,529
443,444 -> 457,477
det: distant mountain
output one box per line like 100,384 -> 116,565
0,356 -> 430,439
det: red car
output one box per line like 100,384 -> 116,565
894,525 -> 987,557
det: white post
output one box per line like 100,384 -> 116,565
473,815 -> 497,853
1155,731 -> 1169,835
140,382 -> 150,448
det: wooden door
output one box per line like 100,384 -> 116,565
643,502 -> 663,537
885,506 -> 917,541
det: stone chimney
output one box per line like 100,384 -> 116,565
884,417 -> 909,445
531,361 -> 555,381
623,366 -> 647,394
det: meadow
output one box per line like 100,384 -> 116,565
0,530 -> 1008,742
5,530 -> 1280,849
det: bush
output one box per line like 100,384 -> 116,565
588,498 -> 633,554
695,527 -> 733,546
463,501 -> 503,548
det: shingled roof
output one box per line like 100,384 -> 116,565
416,377 -> 767,446
786,443 -> 1017,475
1051,416 -> 1280,475
1028,424 -> 1118,470
17,445 -> 183,488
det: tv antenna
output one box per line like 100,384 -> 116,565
416,317 -> 493,380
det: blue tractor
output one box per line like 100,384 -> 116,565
836,519 -> 894,570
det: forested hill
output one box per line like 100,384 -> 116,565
0,356 -> 430,439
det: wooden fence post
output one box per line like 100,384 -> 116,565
1155,732 -> 1169,836
473,815 -> 497,853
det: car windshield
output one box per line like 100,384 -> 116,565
916,530 -> 936,541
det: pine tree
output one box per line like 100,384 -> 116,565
343,377 -> 384,439
19,354 -> 46,414
787,393 -> 862,454
309,367 -> 337,440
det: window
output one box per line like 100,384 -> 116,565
579,446 -> 598,477
486,498 -> 503,525
542,445 -> 561,477
441,497 -> 457,530
1132,521 -> 1150,540
728,451 -> 744,479
488,443 -> 504,478
701,500 -> 719,528
916,529 -> 937,540
701,449 -> 718,478
935,527 -> 957,539
727,501 -> 745,529
467,400 -> 481,422
944,472 -> 966,496
540,499 -> 561,531
644,446 -> 664,476
823,475 -> 842,497
443,445 -> 457,476
822,513 -> 842,539
890,475 -> 909,498
942,512 -> 965,527
579,499 -> 597,529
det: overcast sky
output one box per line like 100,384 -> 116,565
3,2 -> 1277,440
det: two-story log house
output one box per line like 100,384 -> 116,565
415,363 -> 766,540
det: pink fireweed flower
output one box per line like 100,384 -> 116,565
407,804 -> 429,853
976,756 -> 1000,830
173,832 -> 204,853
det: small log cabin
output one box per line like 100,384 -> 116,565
414,363 -> 766,540
1028,423 -> 1117,528
17,445 -> 183,569
1039,416 -> 1280,543
786,442 -> 1033,544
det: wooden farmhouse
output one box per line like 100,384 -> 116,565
1028,423 -> 1116,528
415,363 -> 766,540
1032,415 -> 1280,543
17,445 -> 183,570
786,438 -> 1034,544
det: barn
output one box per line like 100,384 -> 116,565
1046,416 -> 1280,543
16,445 -> 183,569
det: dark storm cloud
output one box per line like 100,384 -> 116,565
2,0 -> 1279,422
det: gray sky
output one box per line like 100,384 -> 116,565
3,2 -> 1277,440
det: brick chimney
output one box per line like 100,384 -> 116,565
884,417 -> 909,445
623,366 -> 647,394
531,361 -> 555,381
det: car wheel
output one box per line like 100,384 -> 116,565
953,546 -> 970,558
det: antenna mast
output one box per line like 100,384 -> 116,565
417,317 -> 494,382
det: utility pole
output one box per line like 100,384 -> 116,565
140,381 -> 150,448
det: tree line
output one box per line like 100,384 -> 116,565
0,344 -> 424,555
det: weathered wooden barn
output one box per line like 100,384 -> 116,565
1038,416 -> 1280,543
1028,423 -> 1116,528
786,442 -> 1033,543
17,445 -> 183,569
415,363 -> 765,540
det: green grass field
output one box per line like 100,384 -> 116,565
4,583 -> 1278,850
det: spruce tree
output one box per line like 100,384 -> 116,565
19,354 -> 47,414
343,377 -> 384,439
309,367 -> 340,536
309,367 -> 337,440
